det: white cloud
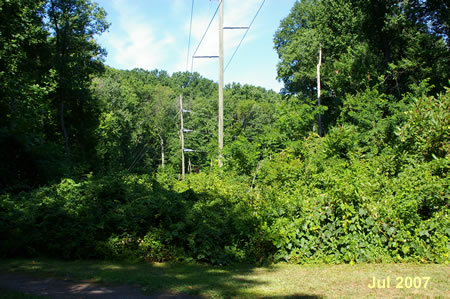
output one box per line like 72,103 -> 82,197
102,0 -> 176,70
114,26 -> 175,70
171,0 -> 185,15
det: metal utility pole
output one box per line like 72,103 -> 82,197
218,0 -> 224,167
317,45 -> 322,137
179,94 -> 185,180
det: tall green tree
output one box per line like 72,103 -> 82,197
45,0 -> 109,162
0,0 -> 51,132
274,0 -> 363,97
0,0 -> 56,190
275,0 -> 449,134
354,0 -> 450,96
148,84 -> 177,168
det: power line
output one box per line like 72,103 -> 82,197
186,0 -> 195,71
128,142 -> 149,172
191,0 -> 222,73
224,0 -> 265,72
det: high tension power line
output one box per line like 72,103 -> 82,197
224,0 -> 266,72
180,0 -> 199,179
186,0 -> 195,71
187,0 -> 265,168
190,0 -> 222,73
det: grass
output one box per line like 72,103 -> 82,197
0,259 -> 448,298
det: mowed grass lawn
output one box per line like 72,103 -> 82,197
0,259 -> 448,298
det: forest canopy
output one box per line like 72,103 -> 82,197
0,0 -> 448,265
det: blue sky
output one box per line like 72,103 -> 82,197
94,0 -> 297,92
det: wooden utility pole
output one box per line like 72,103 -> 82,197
180,94 -> 185,180
317,45 -> 322,137
218,0 -> 224,167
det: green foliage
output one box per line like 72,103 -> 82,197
396,84 -> 449,161
0,172 -> 264,265
1,83 -> 448,265
252,144 -> 448,264
323,124 -> 359,159
274,0 -> 450,133
244,82 -> 449,264
224,136 -> 260,176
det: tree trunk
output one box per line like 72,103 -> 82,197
60,98 -> 69,158
51,0 -> 70,159
159,134 -> 165,168
250,161 -> 262,190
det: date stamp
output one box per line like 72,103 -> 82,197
368,276 -> 430,289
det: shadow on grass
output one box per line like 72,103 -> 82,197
0,259 -> 322,298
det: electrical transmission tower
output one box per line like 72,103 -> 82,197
190,0 -> 264,167
218,0 -> 224,167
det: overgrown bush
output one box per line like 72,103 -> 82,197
0,171 -> 264,265
1,83 -> 448,265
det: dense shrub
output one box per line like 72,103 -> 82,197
249,84 -> 449,264
1,84 -> 448,265
0,172 -> 264,264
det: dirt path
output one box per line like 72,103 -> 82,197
0,273 -> 201,298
